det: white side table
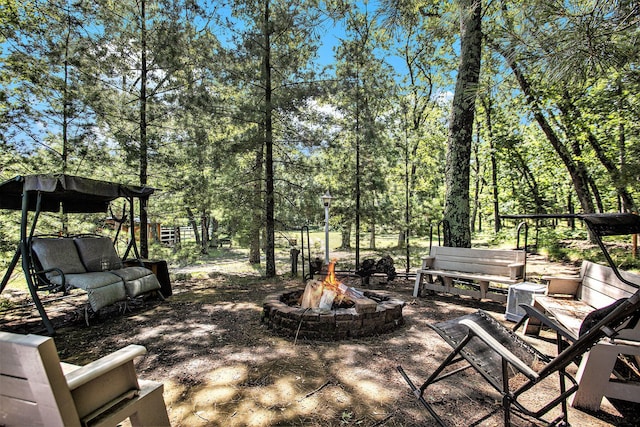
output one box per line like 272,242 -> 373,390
505,282 -> 547,322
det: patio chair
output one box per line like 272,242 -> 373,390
0,331 -> 170,427
398,293 -> 639,426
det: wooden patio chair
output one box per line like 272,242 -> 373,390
398,292 -> 640,426
0,331 -> 170,427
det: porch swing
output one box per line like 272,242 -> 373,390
0,174 -> 162,335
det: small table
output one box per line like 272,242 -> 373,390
505,282 -> 547,322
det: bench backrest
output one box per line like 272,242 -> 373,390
30,236 -> 122,277
31,237 -> 87,279
0,332 -> 81,427
430,246 -> 526,277
578,260 -> 640,309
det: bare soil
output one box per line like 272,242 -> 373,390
1,255 -> 638,426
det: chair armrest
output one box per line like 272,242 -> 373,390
541,276 -> 581,296
65,344 -> 147,390
458,318 -> 539,380
508,262 -> 525,280
420,256 -> 435,270
33,268 -> 68,293
518,304 -> 576,343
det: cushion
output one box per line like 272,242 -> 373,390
110,267 -> 161,297
74,237 -> 122,272
48,271 -> 127,311
49,271 -> 123,291
31,238 -> 87,278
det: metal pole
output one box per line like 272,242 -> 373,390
324,204 -> 329,265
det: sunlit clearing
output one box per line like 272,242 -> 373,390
205,364 -> 248,385
192,385 -> 237,406
254,376 -> 297,406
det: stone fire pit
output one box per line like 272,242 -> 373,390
262,288 -> 405,340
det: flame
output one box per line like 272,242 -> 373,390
323,259 -> 341,291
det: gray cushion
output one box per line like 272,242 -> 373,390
74,236 -> 122,272
49,271 -> 123,290
110,267 -> 161,297
48,271 -> 126,311
31,238 -> 87,278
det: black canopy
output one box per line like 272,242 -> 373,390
0,174 -> 155,213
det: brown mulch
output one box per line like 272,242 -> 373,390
1,270 -> 639,427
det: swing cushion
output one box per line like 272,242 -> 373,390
30,236 -> 161,312
31,238 -> 87,279
111,267 -> 161,297
74,236 -> 123,272
48,272 -> 127,311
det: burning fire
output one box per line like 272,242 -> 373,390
323,260 -> 341,291
300,260 -> 364,309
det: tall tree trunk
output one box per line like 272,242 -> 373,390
369,221 -> 376,250
60,12 -> 71,234
443,0 -> 481,248
139,0 -> 149,258
471,121 -> 481,233
249,139 -> 263,265
354,66 -> 361,270
263,0 -> 276,277
481,96 -> 501,232
200,212 -> 209,254
186,207 -> 200,244
340,225 -> 351,250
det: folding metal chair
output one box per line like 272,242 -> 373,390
398,213 -> 640,426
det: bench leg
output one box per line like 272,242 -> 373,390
522,300 -> 544,336
570,342 -> 640,411
479,281 -> 489,300
442,277 -> 453,294
92,381 -> 170,427
413,272 -> 423,297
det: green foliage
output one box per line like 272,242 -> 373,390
1,0 -> 639,265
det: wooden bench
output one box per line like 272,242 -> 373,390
218,237 -> 232,248
524,260 -> 640,410
0,331 -> 170,427
413,246 -> 526,302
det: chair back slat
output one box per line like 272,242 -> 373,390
0,332 -> 80,427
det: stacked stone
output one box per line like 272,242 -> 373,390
262,289 -> 405,341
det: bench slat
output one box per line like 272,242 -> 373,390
578,262 -> 639,308
420,269 -> 519,285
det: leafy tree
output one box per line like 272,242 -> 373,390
381,0 -> 454,260
85,0 -> 213,256
330,2 -> 397,266
224,0 -> 323,276
1,0 -> 105,176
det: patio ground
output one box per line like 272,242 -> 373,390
1,254 -> 638,426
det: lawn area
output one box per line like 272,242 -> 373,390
1,250 -> 638,426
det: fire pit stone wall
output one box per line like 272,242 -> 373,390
262,288 -> 405,340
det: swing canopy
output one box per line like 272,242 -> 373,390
0,174 -> 154,213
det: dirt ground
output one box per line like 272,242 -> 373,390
1,255 -> 639,427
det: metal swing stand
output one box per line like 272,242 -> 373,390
0,174 -> 154,335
